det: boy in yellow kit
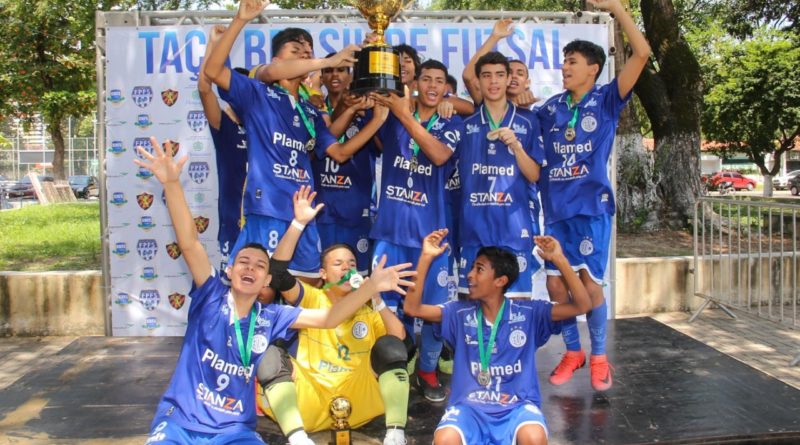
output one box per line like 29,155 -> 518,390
256,186 -> 411,445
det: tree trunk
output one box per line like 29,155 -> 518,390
48,119 -> 66,180
638,0 -> 704,229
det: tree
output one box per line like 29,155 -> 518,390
701,30 -> 800,196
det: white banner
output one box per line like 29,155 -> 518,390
105,21 -> 611,336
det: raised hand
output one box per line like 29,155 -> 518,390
437,100 -> 455,119
369,91 -> 410,117
534,235 -> 565,262
422,229 -> 449,258
372,102 -> 390,123
512,89 -> 538,108
133,137 -> 187,185
328,44 -> 360,69
370,255 -> 416,295
491,18 -> 515,39
209,24 -> 226,46
586,0 -> 624,13
237,0 -> 269,22
293,185 -> 324,225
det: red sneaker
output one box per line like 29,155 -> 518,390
549,350 -> 586,385
590,354 -> 614,391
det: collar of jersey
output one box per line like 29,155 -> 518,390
557,84 -> 600,107
226,291 -> 262,325
479,100 -> 516,127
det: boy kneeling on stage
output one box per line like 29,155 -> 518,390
403,229 -> 591,445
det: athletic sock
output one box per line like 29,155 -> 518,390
419,323 -> 443,372
417,369 -> 439,387
379,369 -> 409,428
561,317 -> 582,351
264,381 -> 305,437
587,300 -> 608,355
287,430 -> 312,445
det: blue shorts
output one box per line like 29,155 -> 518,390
146,417 -> 265,445
458,245 -> 539,298
545,214 -> 611,284
436,403 -> 548,445
372,240 -> 450,311
317,221 -> 371,274
229,214 -> 321,278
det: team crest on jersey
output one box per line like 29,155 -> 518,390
579,237 -> 594,256
114,292 -> 132,305
345,125 -> 359,139
162,140 -> 180,157
143,316 -> 160,330
516,254 -> 527,272
137,192 -> 154,210
252,334 -> 268,354
107,89 -> 125,105
187,110 -> 207,133
108,140 -> 126,156
166,242 -> 182,259
168,292 -> 186,310
352,321 -> 368,339
194,216 -> 210,233
140,290 -> 160,311
466,123 -> 480,134
112,242 -> 129,257
133,137 -> 154,160
137,239 -> 158,260
134,114 -> 153,130
161,89 -> 179,106
581,115 -> 598,133
188,161 -> 210,184
131,86 -> 153,108
136,166 -> 154,180
110,192 -> 128,206
509,329 -> 527,348
437,270 -> 449,288
138,216 -> 156,231
356,238 -> 369,253
512,123 -> 528,135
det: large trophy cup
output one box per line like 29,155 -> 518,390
349,0 -> 405,96
329,396 -> 352,445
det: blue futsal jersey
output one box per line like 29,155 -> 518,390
370,112 -> 464,248
312,111 -> 374,226
153,272 -> 301,434
220,71 -> 338,221
209,111 -> 248,255
457,103 -> 543,251
436,299 -> 561,414
536,78 -> 631,224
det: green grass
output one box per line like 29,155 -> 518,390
0,202 -> 101,271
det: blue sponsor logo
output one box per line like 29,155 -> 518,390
112,242 -> 130,257
110,192 -> 127,206
138,216 -> 156,231
186,110 -> 207,133
143,316 -> 160,330
134,114 -> 153,129
108,140 -> 126,155
187,161 -> 209,184
136,166 -> 154,180
133,137 -> 154,160
107,89 -> 124,104
140,290 -> 160,311
131,86 -> 153,108
114,292 -> 132,305
141,266 -> 158,281
136,239 -> 158,260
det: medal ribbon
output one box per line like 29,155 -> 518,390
566,93 -> 587,131
484,103 -> 508,131
322,268 -> 358,290
233,306 -> 257,379
410,110 -> 439,160
325,96 -> 346,144
477,299 -> 506,378
275,84 -> 316,139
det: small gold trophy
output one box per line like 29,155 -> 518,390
349,0 -> 405,96
329,396 -> 352,445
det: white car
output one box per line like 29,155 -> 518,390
772,170 -> 800,190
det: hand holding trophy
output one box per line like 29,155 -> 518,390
349,0 -> 406,96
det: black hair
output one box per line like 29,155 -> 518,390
446,74 -> 458,92
321,52 -> 350,73
271,27 -> 314,58
474,51 -> 510,77
563,39 -> 606,80
320,243 -> 358,268
475,246 -> 519,292
394,43 -> 421,71
508,59 -> 529,78
239,242 -> 270,259
416,59 -> 448,79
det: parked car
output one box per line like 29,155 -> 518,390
789,176 -> 800,196
708,171 -> 757,191
772,170 -> 800,190
5,175 -> 55,199
68,175 -> 99,199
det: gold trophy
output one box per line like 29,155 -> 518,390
349,0 -> 405,96
329,396 -> 352,445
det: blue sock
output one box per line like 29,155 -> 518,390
419,323 -> 443,373
587,300 -> 608,355
561,317 -> 582,351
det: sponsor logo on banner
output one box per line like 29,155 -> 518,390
110,192 -> 128,207
161,89 -> 179,106
134,114 -> 153,129
194,216 -> 209,234
166,242 -> 182,259
187,110 -> 207,133
136,166 -> 154,180
133,137 -> 154,160
131,86 -> 153,108
137,239 -> 158,260
193,192 -> 207,204
162,140 -> 180,157
137,192 -> 154,210
138,216 -> 156,231
141,266 -> 158,281
107,89 -> 125,105
143,316 -> 160,330
168,292 -> 186,310
192,141 -> 205,153
188,161 -> 210,184
112,242 -> 130,257
140,290 -> 160,311
108,140 -> 126,156
114,292 -> 132,305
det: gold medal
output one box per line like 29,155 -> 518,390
305,138 -> 316,152
477,370 -> 491,386
410,155 -> 418,171
565,127 -> 576,141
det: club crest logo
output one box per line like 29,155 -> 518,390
140,290 -> 160,311
352,321 -> 368,339
166,242 -> 182,259
509,329 -> 527,348
110,192 -> 127,207
107,89 -> 125,105
161,89 -> 179,106
131,86 -> 153,108
114,292 -> 132,305
188,161 -> 210,184
143,316 -> 160,330
136,166 -> 154,180
112,242 -> 129,257
168,292 -> 186,309
108,140 -> 126,156
194,216 -> 209,234
134,114 -> 153,129
579,237 -> 594,256
581,115 -> 598,133
133,137 -> 154,160
141,266 -> 158,281
187,110 -> 207,133
138,216 -> 156,231
137,192 -> 154,210
137,239 -> 158,261
162,140 -> 180,158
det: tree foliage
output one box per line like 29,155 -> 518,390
723,0 -> 800,37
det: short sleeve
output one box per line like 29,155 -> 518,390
218,70 -> 259,116
263,303 -> 302,343
601,78 -> 632,120
440,116 -> 464,153
525,117 -> 544,165
434,301 -> 458,346
530,301 -> 562,348
188,269 -> 226,317
313,112 -> 340,159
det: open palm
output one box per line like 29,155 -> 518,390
133,137 -> 187,185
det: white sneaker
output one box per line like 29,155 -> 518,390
383,427 -> 407,445
287,430 -> 316,445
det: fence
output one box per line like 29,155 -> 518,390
0,136 -> 98,180
692,196 -> 800,366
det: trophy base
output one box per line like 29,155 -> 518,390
350,45 -> 404,97
330,429 -> 351,445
